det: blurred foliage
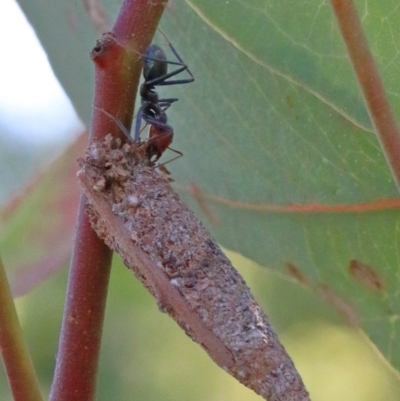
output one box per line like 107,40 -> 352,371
0,126 -> 55,205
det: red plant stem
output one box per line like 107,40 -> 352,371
331,0 -> 400,189
0,258 -> 43,401
49,1 -> 166,400
49,207 -> 112,401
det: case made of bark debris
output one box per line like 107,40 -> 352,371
77,135 -> 310,401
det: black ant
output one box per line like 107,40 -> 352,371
95,33 -> 194,163
135,31 -> 194,161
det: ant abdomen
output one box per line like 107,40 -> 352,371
143,45 -> 168,82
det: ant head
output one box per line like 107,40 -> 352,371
146,125 -> 173,161
143,45 -> 168,82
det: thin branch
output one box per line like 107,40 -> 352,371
78,136 -> 311,401
330,0 -> 400,190
0,257 -> 43,401
49,1 -> 167,400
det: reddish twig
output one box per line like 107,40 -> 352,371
49,1 -> 167,401
0,258 -> 43,401
330,0 -> 400,189
77,136 -> 311,401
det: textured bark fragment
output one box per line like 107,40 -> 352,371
77,135 -> 310,401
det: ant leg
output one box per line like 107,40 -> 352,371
158,98 -> 178,106
134,108 -> 143,142
151,143 -> 183,165
160,146 -> 183,166
157,98 -> 178,113
145,65 -> 194,87
158,29 -> 195,84
142,114 -> 173,133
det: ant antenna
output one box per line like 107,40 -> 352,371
93,106 -> 132,141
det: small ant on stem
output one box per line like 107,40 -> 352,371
95,32 -> 194,164
136,30 -> 194,161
